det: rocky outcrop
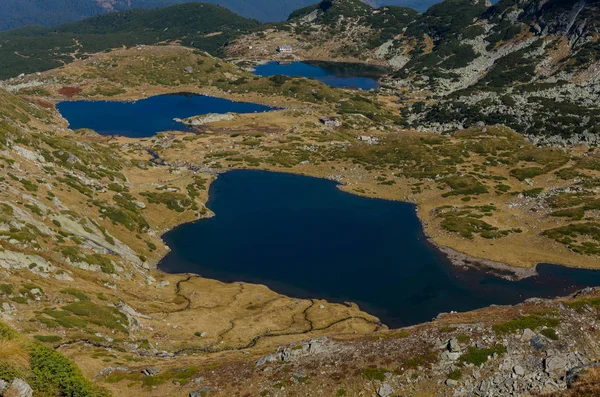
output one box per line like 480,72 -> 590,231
0,250 -> 54,275
52,214 -> 141,266
4,379 -> 33,397
256,337 -> 334,365
176,113 -> 236,126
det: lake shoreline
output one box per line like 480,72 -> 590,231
156,169 -> 600,329
56,93 -> 275,137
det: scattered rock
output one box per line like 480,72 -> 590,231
178,113 -> 235,126
513,365 -> 525,376
5,378 -> 33,397
448,337 -> 461,353
566,363 -> 600,388
319,116 -> 342,128
142,367 -> 161,377
521,328 -> 536,342
156,280 -> 170,289
189,386 -> 211,397
377,382 -> 394,397
445,378 -> 459,387
441,351 -> 461,361
530,335 -> 546,351
1,302 -> 15,314
184,67 -> 194,74
545,356 -> 568,374
256,337 -> 332,365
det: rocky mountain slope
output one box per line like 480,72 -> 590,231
0,1 -> 599,396
228,0 -> 600,142
5,0 -> 598,145
1,70 -> 599,396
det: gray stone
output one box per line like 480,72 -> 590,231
521,328 -> 536,342
5,378 -> 33,397
184,67 -> 194,74
155,281 -> 170,289
545,356 -> 568,374
179,113 -> 235,126
142,367 -> 160,377
446,378 -> 459,387
441,351 -> 461,361
2,302 -> 15,313
530,335 -> 546,351
0,379 -> 8,392
377,382 -> 394,397
189,386 -> 211,397
513,365 -> 525,376
448,337 -> 461,353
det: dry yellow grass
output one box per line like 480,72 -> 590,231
547,366 -> 600,397
0,339 -> 29,369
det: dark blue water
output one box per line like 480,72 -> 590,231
57,93 -> 274,138
160,170 -> 600,328
253,61 -> 383,90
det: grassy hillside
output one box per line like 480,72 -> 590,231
0,321 -> 109,397
0,3 -> 260,80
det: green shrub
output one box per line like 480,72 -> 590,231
140,192 -> 192,212
493,314 -> 560,335
63,302 -> 128,333
0,321 -> 18,340
510,167 -> 544,181
448,369 -> 462,380
362,367 -> 387,381
540,328 -> 559,341
29,344 -> 110,397
459,344 -> 507,366
0,284 -> 13,295
34,335 -> 63,343
60,289 -> 90,301
522,188 -> 543,198
565,298 -> 600,313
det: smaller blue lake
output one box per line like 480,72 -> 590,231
57,93 -> 274,138
160,170 -> 600,328
253,61 -> 384,90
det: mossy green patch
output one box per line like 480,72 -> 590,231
459,344 -> 507,366
492,314 -> 560,335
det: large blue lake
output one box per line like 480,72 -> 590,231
160,170 -> 600,328
57,94 -> 274,138
253,61 -> 384,90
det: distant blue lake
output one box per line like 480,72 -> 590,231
160,170 -> 600,328
253,61 -> 384,90
57,93 -> 274,138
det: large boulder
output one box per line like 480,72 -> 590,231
377,382 -> 395,397
4,378 -> 33,397
448,337 -> 461,353
545,355 -> 568,375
